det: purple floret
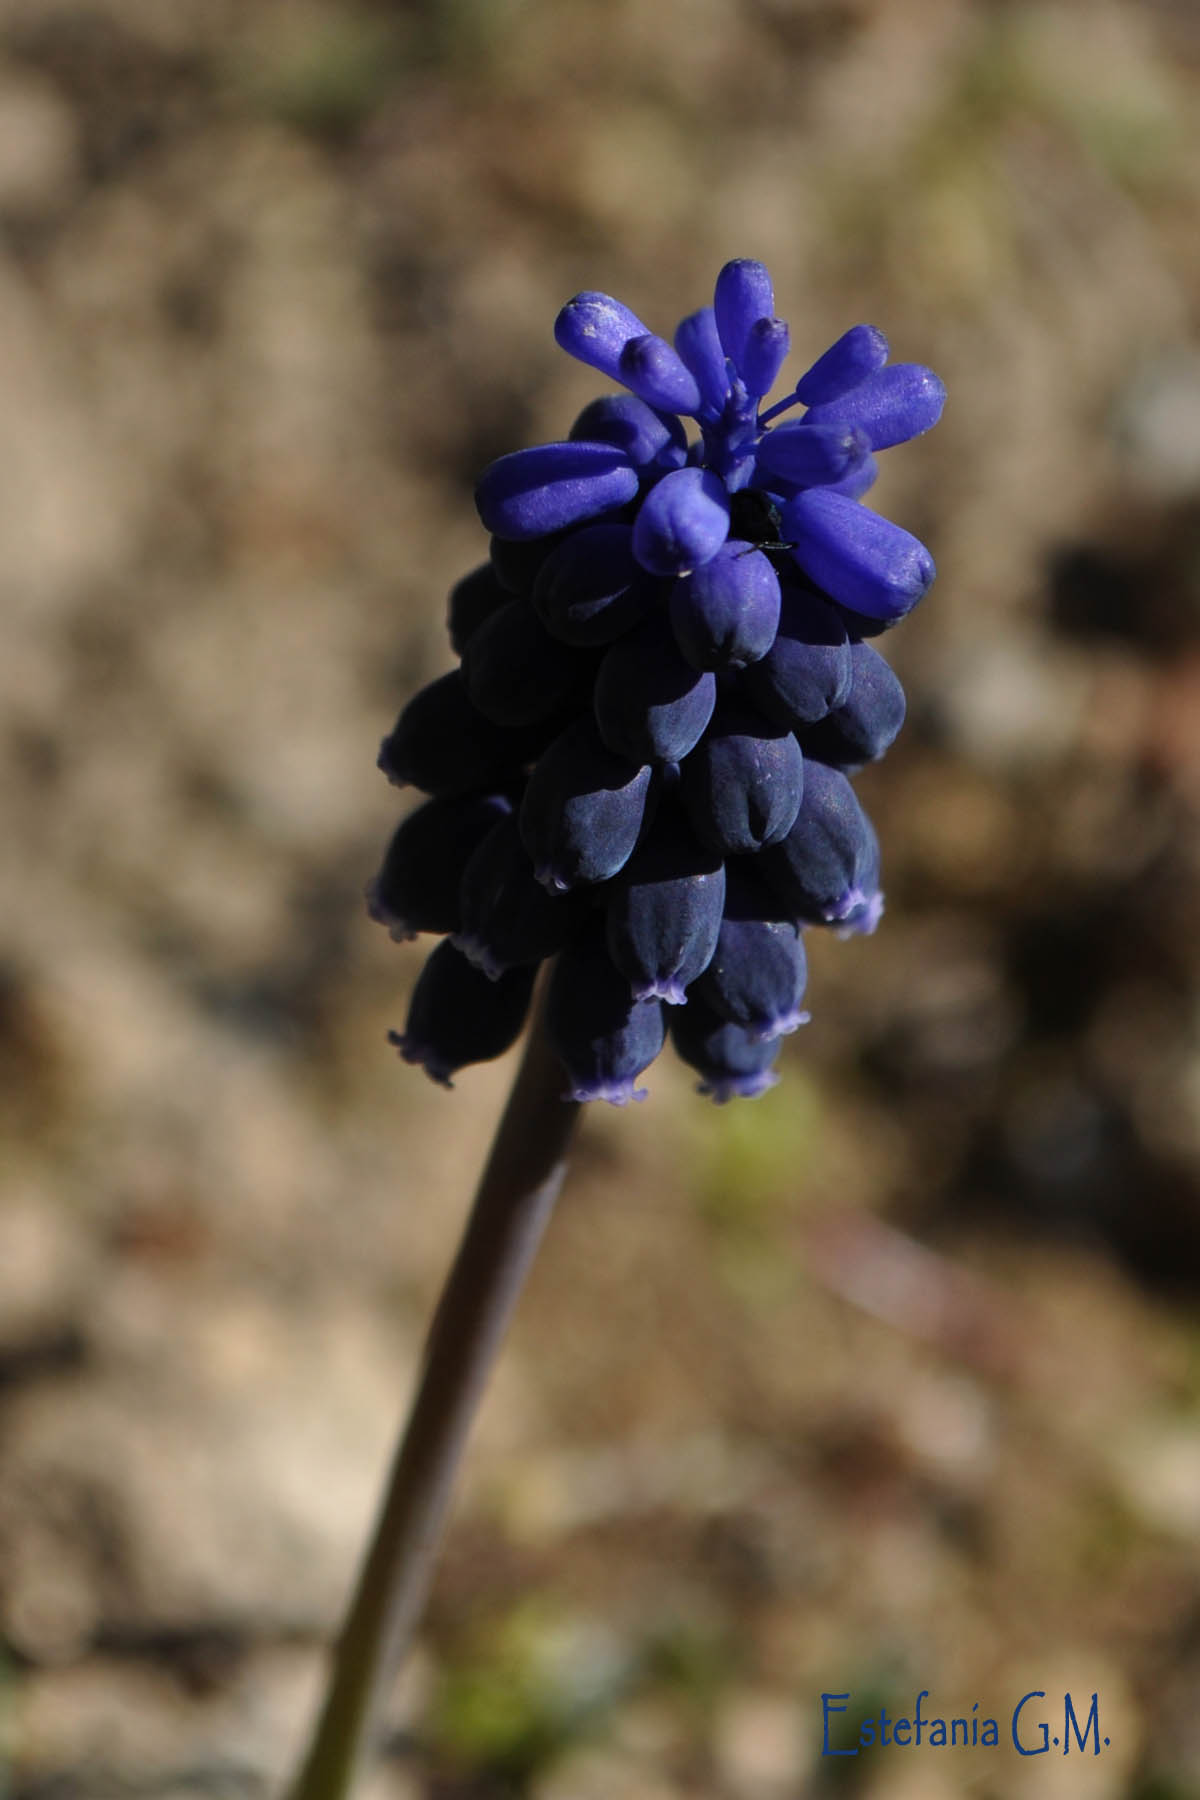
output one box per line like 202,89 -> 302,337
712,259 -> 776,384
792,324 -> 889,407
802,362 -> 946,451
632,466 -> 731,577
476,441 -> 639,541
783,490 -> 936,624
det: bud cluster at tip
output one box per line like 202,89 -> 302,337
372,259 -> 944,1103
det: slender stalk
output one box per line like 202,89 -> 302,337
286,985 -> 580,1799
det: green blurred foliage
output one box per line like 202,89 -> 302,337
431,1601 -> 631,1782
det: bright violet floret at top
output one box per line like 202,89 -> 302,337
372,259 -> 945,1102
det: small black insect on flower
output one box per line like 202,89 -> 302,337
370,260 -> 944,1103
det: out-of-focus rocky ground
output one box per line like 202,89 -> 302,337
2,1 -> 1199,1794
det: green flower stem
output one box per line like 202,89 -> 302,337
286,982 -> 580,1799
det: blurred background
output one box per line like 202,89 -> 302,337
2,0 -> 1199,1794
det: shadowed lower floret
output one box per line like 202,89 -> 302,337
371,258 -> 943,1100
693,864 -> 809,1040
367,792 -> 512,941
759,757 -> 883,932
547,922 -> 666,1104
798,639 -> 907,769
740,581 -> 852,730
679,703 -> 804,855
519,717 -> 655,892
379,670 -> 538,796
389,941 -> 537,1087
532,523 -> 661,646
447,563 -> 511,655
668,992 -> 783,1102
604,806 -> 726,1005
454,814 -> 583,978
462,597 -> 593,728
593,613 -> 717,764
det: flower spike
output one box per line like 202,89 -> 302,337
374,260 -> 943,1100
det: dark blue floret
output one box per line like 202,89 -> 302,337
462,597 -> 591,727
669,540 -> 781,672
604,807 -> 725,1004
373,258 -> 943,1097
798,641 -> 907,769
447,563 -> 511,655
390,941 -> 537,1088
547,922 -> 666,1104
694,865 -> 809,1040
453,814 -> 582,978
669,992 -> 782,1101
680,704 -> 804,855
593,612 -> 717,765
519,716 -> 654,892
378,670 -> 536,797
759,757 -> 883,933
489,529 -> 570,595
533,523 -> 657,646
739,580 -> 852,730
367,792 -> 512,942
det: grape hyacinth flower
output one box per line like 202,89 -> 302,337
291,262 -> 944,1799
373,258 -> 943,1103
